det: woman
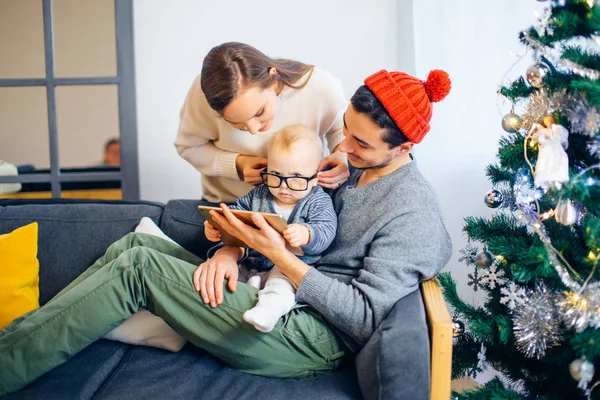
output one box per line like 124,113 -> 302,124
174,42 -> 350,204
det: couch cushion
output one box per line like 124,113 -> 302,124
94,344 -> 360,400
161,199 -> 220,260
1,340 -> 131,400
355,288 -> 430,400
2,342 -> 361,400
0,200 -> 164,305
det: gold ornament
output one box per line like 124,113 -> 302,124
571,358 -> 584,381
570,356 -> 595,390
502,112 -> 522,133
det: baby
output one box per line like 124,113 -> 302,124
204,124 -> 337,332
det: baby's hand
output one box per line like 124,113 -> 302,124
204,221 -> 221,242
283,224 -> 310,248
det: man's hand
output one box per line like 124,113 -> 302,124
235,155 -> 268,185
283,224 -> 310,248
317,152 -> 350,189
193,246 -> 241,308
211,204 -> 311,287
204,221 -> 221,242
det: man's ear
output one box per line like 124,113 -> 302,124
398,142 -> 414,153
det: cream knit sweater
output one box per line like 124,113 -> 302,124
174,67 -> 347,203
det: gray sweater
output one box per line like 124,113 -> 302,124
296,161 -> 452,352
234,185 -> 337,270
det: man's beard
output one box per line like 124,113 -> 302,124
361,151 -> 396,170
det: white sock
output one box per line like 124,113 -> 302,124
246,275 -> 262,290
243,277 -> 296,333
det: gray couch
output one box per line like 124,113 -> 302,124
0,199 -> 431,400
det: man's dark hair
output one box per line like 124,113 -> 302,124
104,138 -> 119,151
350,85 -> 408,148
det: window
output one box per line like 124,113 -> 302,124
0,0 -> 139,200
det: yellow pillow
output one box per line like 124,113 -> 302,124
0,222 -> 40,328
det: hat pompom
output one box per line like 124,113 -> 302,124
424,70 -> 451,102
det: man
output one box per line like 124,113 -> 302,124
201,68 -> 453,352
0,69 -> 452,395
103,138 -> 120,166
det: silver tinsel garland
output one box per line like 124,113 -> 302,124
564,93 -> 600,137
520,89 -> 600,137
513,285 -> 562,359
556,283 -> 600,332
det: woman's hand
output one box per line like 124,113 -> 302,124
203,221 -> 221,242
317,152 -> 350,189
193,246 -> 242,308
235,155 -> 268,186
210,204 -> 287,262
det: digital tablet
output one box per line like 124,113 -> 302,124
198,205 -> 304,255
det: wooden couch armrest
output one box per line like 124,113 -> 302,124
421,278 -> 453,400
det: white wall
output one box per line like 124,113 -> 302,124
412,0 -> 545,303
133,0 -> 549,306
133,0 -> 401,203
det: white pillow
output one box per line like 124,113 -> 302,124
135,216 -> 180,246
103,217 -> 187,352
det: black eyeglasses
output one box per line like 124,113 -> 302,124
260,169 -> 318,191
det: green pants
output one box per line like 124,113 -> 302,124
0,233 -> 346,395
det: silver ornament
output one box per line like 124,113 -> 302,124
502,112 -> 522,133
513,286 -> 562,359
526,63 -> 550,88
475,251 -> 494,269
452,320 -> 465,337
484,189 -> 504,208
555,199 -> 577,226
570,357 -> 595,390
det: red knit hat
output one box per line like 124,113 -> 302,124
364,69 -> 451,144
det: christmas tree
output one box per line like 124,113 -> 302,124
439,1 -> 600,399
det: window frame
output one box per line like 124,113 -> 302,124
0,0 -> 139,200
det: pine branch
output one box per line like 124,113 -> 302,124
499,77 -> 534,103
571,329 -> 600,359
464,214 -> 530,242
486,163 -> 515,187
497,133 -> 531,173
527,3 -> 600,47
451,332 -> 482,380
562,45 -> 600,71
452,377 -> 525,400
570,78 -> 600,107
438,273 -> 486,321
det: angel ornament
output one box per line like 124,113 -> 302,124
529,119 -> 570,188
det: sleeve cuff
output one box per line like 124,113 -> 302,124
300,224 -> 318,255
215,151 -> 241,180
296,267 -> 331,303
